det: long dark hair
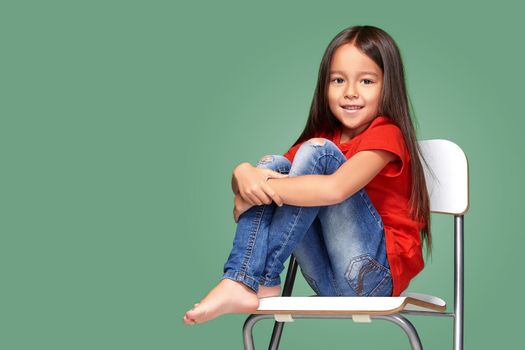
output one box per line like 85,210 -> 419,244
289,25 -> 432,258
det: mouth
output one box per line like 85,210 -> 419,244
341,105 -> 363,113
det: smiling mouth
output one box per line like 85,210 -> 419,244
341,105 -> 363,110
341,105 -> 363,113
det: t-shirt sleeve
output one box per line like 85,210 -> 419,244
354,123 -> 410,177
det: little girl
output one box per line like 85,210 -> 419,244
183,25 -> 431,325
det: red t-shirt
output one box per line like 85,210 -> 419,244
282,116 -> 424,296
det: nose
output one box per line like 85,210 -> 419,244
344,84 -> 358,99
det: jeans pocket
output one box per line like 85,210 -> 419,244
345,254 -> 392,296
300,269 -> 321,296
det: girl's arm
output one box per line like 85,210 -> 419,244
266,149 -> 396,206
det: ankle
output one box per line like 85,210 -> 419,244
257,285 -> 281,298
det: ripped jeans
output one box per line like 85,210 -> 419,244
222,138 -> 392,296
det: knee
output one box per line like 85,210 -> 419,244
289,138 -> 342,175
296,138 -> 337,157
306,137 -> 329,146
303,137 -> 338,149
256,154 -> 285,166
255,154 -> 291,172
257,155 -> 274,164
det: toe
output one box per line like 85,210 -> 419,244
183,314 -> 196,325
186,309 -> 198,320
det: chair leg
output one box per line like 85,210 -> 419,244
453,315 -> 463,350
453,215 -> 465,350
243,314 -> 273,350
375,314 -> 423,350
267,255 -> 299,350
267,321 -> 285,350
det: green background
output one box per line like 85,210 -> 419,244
2,0 -> 523,349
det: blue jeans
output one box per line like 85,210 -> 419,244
222,138 -> 392,297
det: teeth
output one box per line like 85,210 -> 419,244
343,106 -> 362,110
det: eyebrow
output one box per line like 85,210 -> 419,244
329,70 -> 379,77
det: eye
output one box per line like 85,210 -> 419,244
361,79 -> 374,85
331,77 -> 344,84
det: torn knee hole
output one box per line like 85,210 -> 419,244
259,155 -> 273,163
307,138 -> 326,145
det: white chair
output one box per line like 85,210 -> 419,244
243,139 -> 469,350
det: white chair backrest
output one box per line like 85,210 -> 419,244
417,139 -> 469,215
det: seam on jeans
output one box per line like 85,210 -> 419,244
358,190 -> 384,229
260,276 -> 281,287
265,151 -> 342,280
240,204 -> 266,273
369,271 -> 392,296
301,269 -> 321,296
224,271 -> 260,286
265,206 -> 303,278
369,263 -> 392,296
328,268 -> 342,296
222,271 -> 259,292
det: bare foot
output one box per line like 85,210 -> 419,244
257,285 -> 281,298
183,279 -> 259,325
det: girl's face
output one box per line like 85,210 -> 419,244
327,43 -> 383,141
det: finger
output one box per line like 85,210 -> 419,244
247,192 -> 263,206
263,184 -> 283,206
240,190 -> 259,206
253,189 -> 273,205
265,172 -> 289,182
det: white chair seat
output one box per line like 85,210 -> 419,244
256,292 -> 446,315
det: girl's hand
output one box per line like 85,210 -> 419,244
233,162 -> 288,206
233,192 -> 254,223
